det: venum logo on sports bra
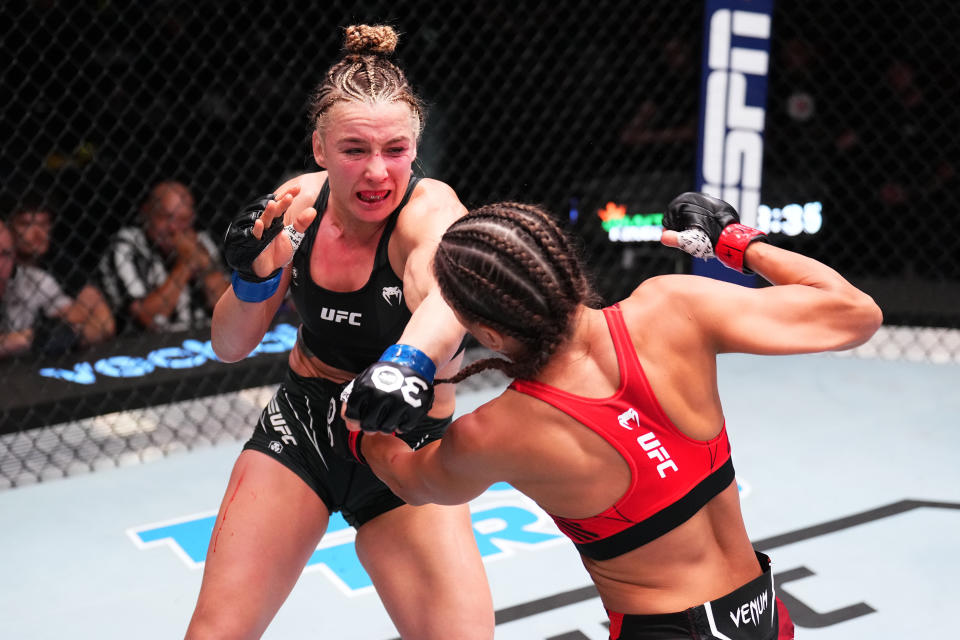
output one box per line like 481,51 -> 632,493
319,307 -> 362,326
618,408 -> 641,430
381,286 -> 402,306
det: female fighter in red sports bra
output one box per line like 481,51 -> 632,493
341,194 -> 883,640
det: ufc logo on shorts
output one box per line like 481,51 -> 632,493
637,432 -> 678,478
701,7 -> 771,227
320,307 -> 362,326
267,397 -> 297,445
371,365 -> 428,407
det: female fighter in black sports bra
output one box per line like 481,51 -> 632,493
184,25 -> 493,640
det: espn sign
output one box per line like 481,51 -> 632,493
697,0 -> 774,230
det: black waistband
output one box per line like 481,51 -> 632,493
609,552 -> 778,640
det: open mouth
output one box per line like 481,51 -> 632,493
357,190 -> 390,203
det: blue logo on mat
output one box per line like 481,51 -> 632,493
128,483 -> 562,594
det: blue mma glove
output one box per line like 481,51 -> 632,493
342,344 -> 436,434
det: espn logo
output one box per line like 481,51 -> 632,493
699,1 -> 772,227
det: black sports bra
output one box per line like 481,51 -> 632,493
289,177 -> 419,373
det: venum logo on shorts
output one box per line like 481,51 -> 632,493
268,440 -> 283,454
381,286 -> 402,306
267,397 -> 297,445
729,588 -> 769,628
637,432 -> 678,478
320,307 -> 362,326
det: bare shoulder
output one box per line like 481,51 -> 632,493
396,178 -> 467,237
447,398 -> 504,450
630,273 -> 710,296
625,273 -> 733,308
275,171 -> 327,214
619,274 -> 713,336
444,392 -> 519,459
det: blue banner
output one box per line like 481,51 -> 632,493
695,0 -> 774,283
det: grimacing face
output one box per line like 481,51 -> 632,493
312,100 -> 418,225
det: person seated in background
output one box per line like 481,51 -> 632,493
7,200 -> 115,354
98,180 -> 229,333
0,219 -> 114,359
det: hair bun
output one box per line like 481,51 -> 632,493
343,24 -> 399,56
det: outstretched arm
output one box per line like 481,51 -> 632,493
343,180 -> 468,433
360,411 -> 498,506
393,180 -> 469,366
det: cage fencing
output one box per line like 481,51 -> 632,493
1,0 -> 958,488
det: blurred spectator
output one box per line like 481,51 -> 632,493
619,36 -> 699,172
0,219 -> 114,359
870,60 -> 948,207
8,200 -> 116,339
844,58 -> 956,276
98,180 -> 229,333
765,36 -> 846,186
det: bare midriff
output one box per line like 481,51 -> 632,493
582,483 -> 762,615
286,337 -> 457,419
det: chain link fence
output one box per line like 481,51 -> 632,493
1,0 -> 958,488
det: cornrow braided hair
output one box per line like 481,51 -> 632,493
434,202 -> 599,384
308,24 -> 425,138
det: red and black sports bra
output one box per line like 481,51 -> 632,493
508,304 -> 734,561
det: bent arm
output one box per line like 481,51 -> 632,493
61,284 -> 116,345
675,241 -> 883,355
211,269 -> 290,362
211,177 -> 316,362
130,260 -> 193,330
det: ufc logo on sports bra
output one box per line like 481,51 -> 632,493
637,432 -> 678,478
320,307 -> 362,326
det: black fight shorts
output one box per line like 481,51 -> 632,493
243,370 -> 451,528
607,553 -> 795,640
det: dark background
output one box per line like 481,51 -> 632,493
1,0 -> 958,483
3,1 -> 957,313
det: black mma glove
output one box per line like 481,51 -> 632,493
342,344 -> 436,434
663,192 -> 767,273
223,194 -> 306,302
224,194 -> 285,282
